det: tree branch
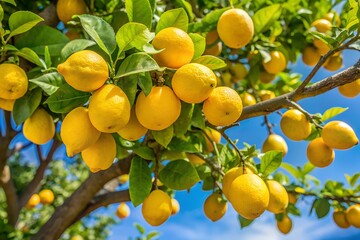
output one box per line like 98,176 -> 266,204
33,154 -> 133,240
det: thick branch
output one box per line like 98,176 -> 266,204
33,154 -> 133,240
239,59 -> 360,121
0,165 -> 19,226
38,2 -> 59,28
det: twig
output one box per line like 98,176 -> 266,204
286,100 -> 323,129
263,115 -> 274,135
219,130 -> 246,172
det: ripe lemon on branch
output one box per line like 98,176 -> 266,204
23,108 -> 55,145
0,63 -> 28,100
142,190 -> 172,226
56,0 -> 87,23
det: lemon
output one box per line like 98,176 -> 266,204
280,109 -> 311,141
259,71 -> 276,83
311,19 -> 332,33
152,27 -> 194,69
277,215 -> 292,234
88,84 -> 131,133
171,198 -> 180,215
70,235 -> 84,240
203,193 -> 227,222
262,134 -> 288,156
333,210 -> 350,228
321,121 -> 359,150
229,174 -> 269,219
266,180 -> 289,214
324,55 -> 343,71
118,174 -> 129,184
0,98 -> 15,111
306,137 -> 335,167
203,87 -> 243,126
323,12 -> 341,27
61,107 -> 101,157
204,128 -> 221,152
219,72 -> 232,87
116,203 -> 130,219
338,79 -> 360,98
240,92 -> 256,107
142,190 -> 172,226
346,205 -> 360,228
135,86 -> 181,131
302,46 -> 321,66
231,63 -> 248,81
263,51 -> 287,74
39,189 -> 55,205
26,194 -> 40,209
0,63 -> 28,100
117,107 -> 148,141
81,133 -> 116,173
65,29 -> 81,40
57,50 -> 109,92
56,0 -> 87,23
222,166 -> 252,199
217,9 -> 254,49
186,153 -> 205,165
172,63 -> 217,103
23,108 -> 55,145
204,30 -> 222,56
287,192 -> 298,205
314,39 -> 330,55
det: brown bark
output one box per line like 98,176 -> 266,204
0,165 -> 19,226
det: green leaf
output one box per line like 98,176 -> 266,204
12,88 -> 42,125
152,126 -> 174,147
44,84 -> 90,113
15,25 -> 69,56
137,72 -> 152,96
346,173 -> 360,187
302,162 -> 315,176
191,104 -> 205,129
314,198 -> 330,218
310,31 -> 337,49
253,4 -> 282,34
29,72 -> 66,95
159,159 -> 200,190
129,157 -> 152,207
238,215 -> 254,229
321,107 -> 348,121
125,0 -> 153,29
156,8 -> 188,33
134,223 -> 146,235
116,22 -> 154,53
175,0 -> 194,21
167,137 -> 198,153
116,52 -> 161,78
192,55 -> 226,70
0,0 -> 16,6
189,33 -> 205,60
133,147 -> 155,160
44,46 -> 51,68
61,39 -> 96,59
8,11 -> 43,38
189,7 -> 229,33
259,151 -> 283,177
79,15 -> 117,56
281,162 -> 301,179
0,5 -> 4,23
173,102 -> 193,137
15,48 -> 43,67
117,75 -> 138,106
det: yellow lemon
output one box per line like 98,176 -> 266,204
203,192 -> 227,222
26,194 -> 40,209
142,190 -> 172,226
117,107 -> 148,141
81,133 -> 116,172
258,90 -> 276,101
0,98 -> 15,111
259,71 -> 276,83
204,30 -> 222,56
280,109 -> 311,141
23,108 -> 55,145
240,92 -> 256,107
118,174 -> 129,184
306,137 -> 335,167
39,189 -> 55,205
135,86 -> 181,131
57,50 -> 109,92
203,87 -> 243,126
229,174 -> 269,219
263,51 -> 287,74
61,107 -> 101,157
186,153 -> 205,165
277,215 -> 292,234
262,134 -> 288,156
172,63 -> 217,103
70,235 -> 84,240
116,202 -> 130,219
56,0 -> 87,23
322,121 -> 359,150
311,19 -> 332,33
204,128 -> 221,152
314,39 -> 330,55
333,210 -> 350,228
152,27 -> 194,69
323,12 -> 341,27
324,55 -> 343,71
0,63 -> 28,100
266,180 -> 289,214
302,46 -> 321,66
346,205 -> 360,228
231,63 -> 248,81
338,79 -> 360,98
217,9 -> 254,49
222,166 -> 253,199
219,71 -> 232,87
88,84 -> 131,133
287,192 -> 298,205
171,198 -> 180,215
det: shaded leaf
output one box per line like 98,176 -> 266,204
8,11 -> 43,38
29,72 -> 65,95
129,157 -> 152,206
116,52 -> 161,78
13,88 -> 42,125
152,126 -> 173,147
253,4 -> 282,33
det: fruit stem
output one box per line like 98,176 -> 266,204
263,115 -> 274,135
287,100 -> 323,130
192,152 -> 224,177
219,130 -> 246,170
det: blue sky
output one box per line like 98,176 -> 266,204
107,49 -> 360,240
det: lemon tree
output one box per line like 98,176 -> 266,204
0,0 -> 360,239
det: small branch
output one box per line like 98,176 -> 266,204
263,115 -> 274,135
192,152 -> 224,176
289,190 -> 360,205
219,130 -> 246,172
0,165 -> 19,226
286,100 -> 323,129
